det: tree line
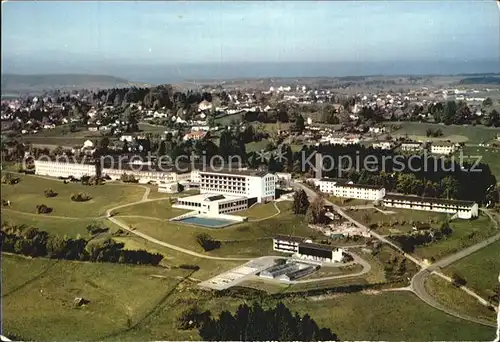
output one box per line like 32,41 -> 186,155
178,302 -> 338,341
1,224 -> 163,265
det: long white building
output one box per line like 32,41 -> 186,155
272,236 -> 344,263
173,193 -> 248,216
430,142 -> 457,155
34,159 -> 98,179
383,193 -> 478,219
199,169 -> 275,203
318,179 -> 385,201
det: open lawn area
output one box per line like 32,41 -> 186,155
114,199 -> 188,220
388,121 -> 499,144
445,240 -> 500,301
2,253 -> 496,341
413,213 -> 497,261
117,202 -> 323,258
460,146 -> 500,181
1,174 -> 144,218
115,285 -> 496,341
1,210 -> 112,237
233,201 -> 283,220
347,207 -> 447,235
1,254 -> 192,341
424,275 -> 496,323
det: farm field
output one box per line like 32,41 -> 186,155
388,121 -> 500,144
1,174 -> 144,218
445,240 -> 500,301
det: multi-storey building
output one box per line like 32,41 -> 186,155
273,235 -> 308,253
173,194 -> 248,215
430,142 -> 457,155
199,170 -> 275,203
318,179 -> 385,201
272,236 -> 344,263
383,193 -> 478,219
34,158 -> 98,179
400,141 -> 423,152
371,140 -> 394,150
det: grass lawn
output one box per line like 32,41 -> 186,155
115,199 -> 189,220
347,207 -> 447,235
246,139 -> 272,153
328,196 -> 373,207
1,254 -> 192,341
1,175 -> 144,218
460,146 -> 500,181
2,254 -> 495,341
1,210 -> 113,237
301,264 -> 365,280
424,275 -> 496,323
233,202 -> 281,220
112,236 -> 244,280
445,240 -> 500,300
115,285 -> 496,341
388,121 -> 499,144
413,213 -> 497,261
117,202 -> 323,258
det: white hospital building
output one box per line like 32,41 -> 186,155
34,158 -> 98,179
383,193 -> 478,219
272,235 -> 344,263
199,169 -> 275,203
173,194 -> 248,216
318,179 -> 386,201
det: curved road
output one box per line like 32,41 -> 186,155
292,180 -> 499,327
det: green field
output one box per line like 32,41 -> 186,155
1,210 -> 112,237
445,240 -> 500,300
233,202 -> 281,220
424,275 -> 496,323
117,201 -> 322,258
1,254 -> 192,341
389,121 -> 499,144
460,146 -> 500,181
3,254 -> 495,341
347,207 -> 447,235
1,175 -> 144,218
114,199 -> 188,220
414,213 -> 497,261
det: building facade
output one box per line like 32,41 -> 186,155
318,179 -> 385,201
273,235 -> 308,253
430,143 -> 456,155
199,170 -> 275,203
401,142 -> 422,152
173,193 -> 248,215
34,159 -> 98,179
383,193 -> 478,219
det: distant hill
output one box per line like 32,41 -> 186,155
1,74 -> 134,94
459,76 -> 500,85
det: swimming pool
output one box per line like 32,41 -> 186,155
177,216 -> 236,228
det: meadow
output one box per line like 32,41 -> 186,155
389,121 -> 500,144
445,240 -> 500,300
1,175 -> 144,218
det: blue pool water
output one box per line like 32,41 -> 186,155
178,216 -> 235,228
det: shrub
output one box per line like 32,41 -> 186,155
36,204 -> 52,214
44,188 -> 58,198
71,192 -> 92,202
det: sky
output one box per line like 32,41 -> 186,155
1,1 -> 500,78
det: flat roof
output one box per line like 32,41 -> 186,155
274,235 -> 307,243
384,193 -> 476,207
177,193 -> 247,203
200,169 -> 270,178
337,183 -> 384,190
298,242 -> 338,252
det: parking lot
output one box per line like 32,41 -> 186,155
198,257 -> 277,290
